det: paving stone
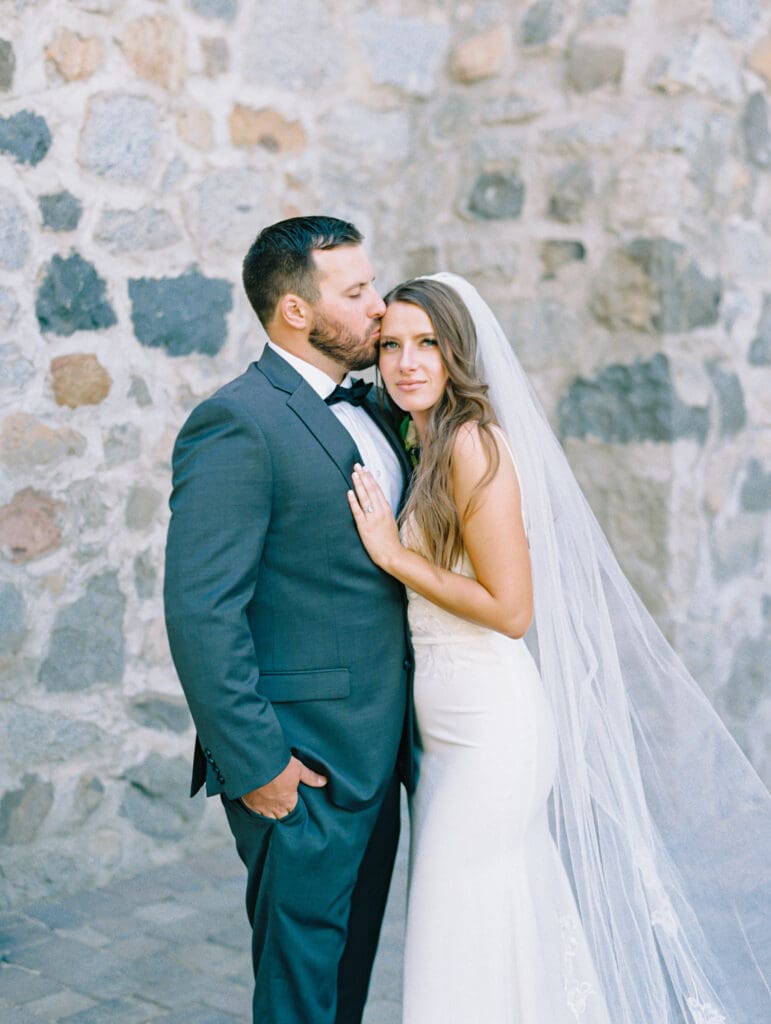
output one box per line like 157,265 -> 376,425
39,191 -> 82,232
0,961 -> 65,1003
22,988 -> 96,1018
153,1010 -> 241,1024
0,110 -> 51,166
60,997 -> 164,1023
0,912 -> 53,955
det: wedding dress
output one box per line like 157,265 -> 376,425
402,536 -> 611,1023
395,273 -> 769,1024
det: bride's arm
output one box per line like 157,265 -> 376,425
348,424 -> 533,639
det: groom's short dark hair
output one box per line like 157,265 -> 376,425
243,215 -> 363,328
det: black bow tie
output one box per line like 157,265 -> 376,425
325,379 -> 373,408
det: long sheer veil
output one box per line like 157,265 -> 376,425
425,272 -> 770,1024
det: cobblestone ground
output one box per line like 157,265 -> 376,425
1,818 -> 407,1023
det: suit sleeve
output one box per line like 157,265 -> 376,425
163,394 -> 291,798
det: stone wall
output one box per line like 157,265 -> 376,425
1,0 -> 769,908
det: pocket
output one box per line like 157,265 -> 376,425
237,794 -> 306,825
258,668 -> 350,703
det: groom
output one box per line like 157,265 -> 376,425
164,216 -> 415,1024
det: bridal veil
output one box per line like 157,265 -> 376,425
422,272 -> 770,1024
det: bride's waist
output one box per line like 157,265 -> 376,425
408,593 -> 516,647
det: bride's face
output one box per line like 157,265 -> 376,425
378,301 -> 449,420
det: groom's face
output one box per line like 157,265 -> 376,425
308,245 -> 385,372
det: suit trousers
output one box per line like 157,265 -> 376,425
222,774 -> 401,1024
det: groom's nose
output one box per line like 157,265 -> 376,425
367,289 -> 386,320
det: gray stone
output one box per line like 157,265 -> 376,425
722,634 -> 770,719
584,0 -> 629,20
38,572 -> 126,692
740,459 -> 771,513
647,31 -> 743,105
748,294 -> 771,365
120,754 -> 204,839
0,284 -> 18,328
128,375 -> 152,407
125,485 -> 162,530
201,36 -> 229,77
0,110 -> 51,166
712,0 -> 760,38
185,168 -> 274,254
74,774 -> 104,820
129,269 -> 232,357
129,695 -> 192,734
39,191 -> 82,232
520,1 -> 564,46
0,188 -> 29,270
242,2 -> 340,90
80,95 -> 158,182
0,582 -> 26,655
94,207 -> 181,254
566,41 -> 624,93
711,515 -> 763,581
320,108 -> 411,185
66,478 -> 108,531
104,424 -> 142,465
0,39 -> 15,91
547,161 -> 593,222
558,353 -> 710,444
705,361 -> 746,437
541,240 -> 587,277
189,0 -> 237,20
6,708 -> 103,764
0,775 -> 54,845
469,170 -> 526,219
162,155 -> 189,192
356,13 -> 450,97
0,343 -> 34,391
35,253 -> 117,336
626,238 -> 721,332
743,92 -> 771,170
134,551 -> 157,599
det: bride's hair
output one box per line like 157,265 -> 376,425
382,278 -> 500,569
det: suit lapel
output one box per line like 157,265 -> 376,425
362,393 -> 413,483
257,346 -> 362,488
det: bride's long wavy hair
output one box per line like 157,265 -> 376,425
381,278 -> 500,569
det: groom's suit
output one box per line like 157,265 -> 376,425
164,344 -> 415,1024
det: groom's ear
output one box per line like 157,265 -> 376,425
277,293 -> 310,331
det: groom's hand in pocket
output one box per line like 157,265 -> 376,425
240,755 -> 327,819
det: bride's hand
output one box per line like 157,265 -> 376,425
347,463 -> 402,571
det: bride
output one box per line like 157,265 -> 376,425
347,274 -> 769,1024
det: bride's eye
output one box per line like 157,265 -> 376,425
380,339 -> 398,350
421,337 -> 438,346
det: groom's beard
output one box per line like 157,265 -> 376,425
309,311 -> 380,372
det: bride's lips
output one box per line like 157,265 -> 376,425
396,380 -> 426,391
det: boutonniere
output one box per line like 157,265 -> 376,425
399,416 -> 420,468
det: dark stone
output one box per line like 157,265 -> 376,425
743,92 -> 771,170
129,375 -> 152,407
0,582 -> 25,655
35,253 -> 117,336
705,361 -> 747,437
189,0 -> 238,21
38,571 -> 125,691
558,353 -> 709,444
626,238 -> 721,332
748,293 -> 771,365
134,551 -> 157,599
130,695 -> 192,734
740,459 -> 771,513
540,240 -> 586,277
0,110 -> 52,166
120,753 -> 204,839
520,1 -> 564,45
0,39 -> 15,91
39,192 -> 83,232
547,161 -> 593,222
469,170 -> 525,220
129,269 -> 232,357
0,774 -> 54,845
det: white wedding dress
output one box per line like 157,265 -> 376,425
402,539 -> 611,1024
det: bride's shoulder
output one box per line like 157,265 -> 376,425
451,421 -> 511,469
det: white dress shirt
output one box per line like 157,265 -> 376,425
266,342 -> 404,513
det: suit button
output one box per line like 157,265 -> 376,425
403,658 -> 412,671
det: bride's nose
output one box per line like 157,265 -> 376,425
398,343 -> 417,370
